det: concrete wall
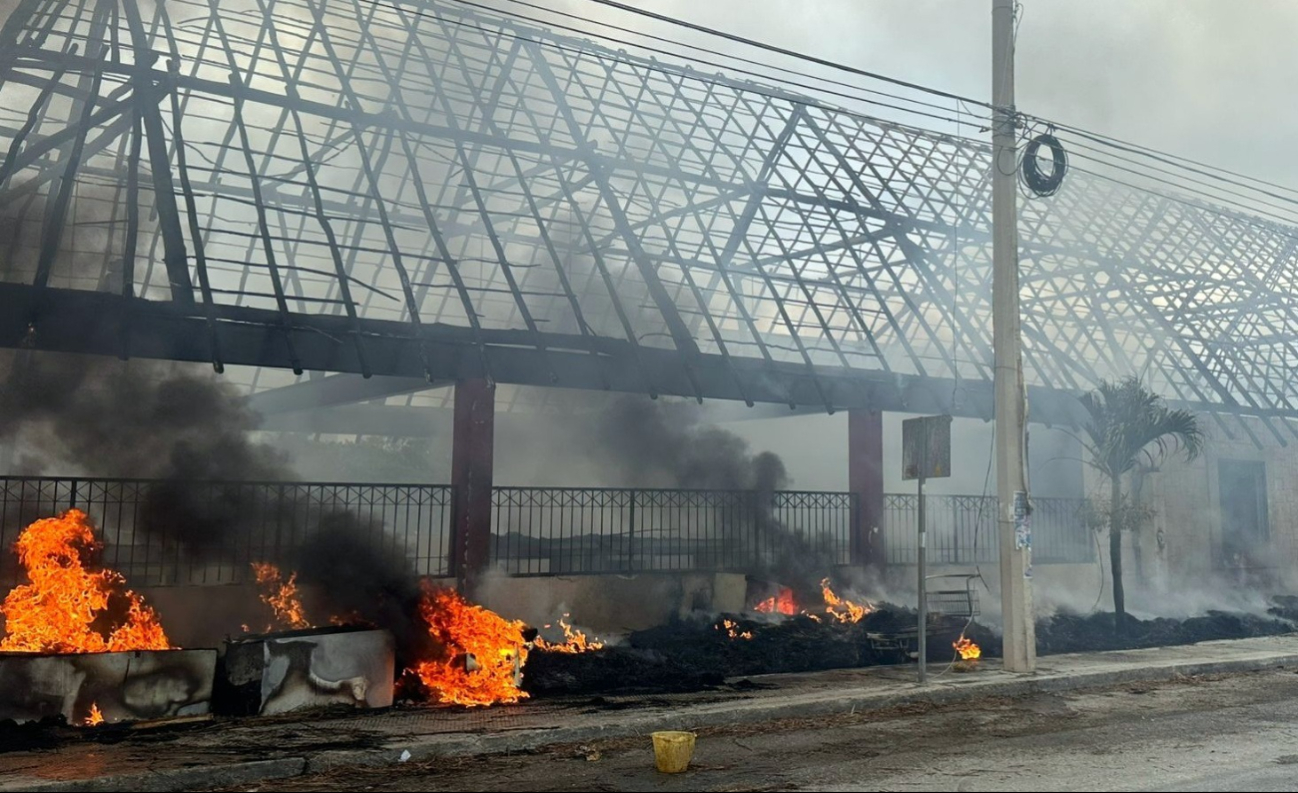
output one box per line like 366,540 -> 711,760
135,572 -> 750,648
1079,415 -> 1298,606
475,572 -> 748,634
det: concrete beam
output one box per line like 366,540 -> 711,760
245,373 -> 450,416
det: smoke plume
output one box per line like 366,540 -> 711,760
0,351 -> 428,651
592,396 -> 833,600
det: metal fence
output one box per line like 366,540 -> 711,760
0,476 -> 1092,586
491,488 -> 856,576
882,494 -> 1093,565
0,477 -> 454,586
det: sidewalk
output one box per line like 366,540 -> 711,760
4,634 -> 1298,793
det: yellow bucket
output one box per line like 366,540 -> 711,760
651,731 -> 696,773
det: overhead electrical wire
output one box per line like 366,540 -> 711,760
354,0 -> 1298,231
558,0 -> 1298,221
489,0 -> 992,124
415,0 -> 992,131
579,0 -> 994,111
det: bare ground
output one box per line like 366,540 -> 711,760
207,668 -> 1298,792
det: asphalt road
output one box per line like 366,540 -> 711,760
219,668 -> 1298,792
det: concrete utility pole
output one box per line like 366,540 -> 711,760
992,0 -> 1036,673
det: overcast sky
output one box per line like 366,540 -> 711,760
571,0 -> 1298,191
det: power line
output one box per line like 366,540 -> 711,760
1023,113 -> 1298,202
490,0 -> 991,123
428,0 -> 991,130
580,0 -> 994,112
370,0 -> 1298,229
571,0 -> 1298,218
355,0 -> 991,136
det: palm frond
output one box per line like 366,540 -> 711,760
1080,377 -> 1202,478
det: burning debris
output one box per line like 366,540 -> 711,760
251,563 -> 311,631
953,636 -> 981,660
717,619 -> 753,640
534,615 -> 604,654
952,635 -> 982,671
412,585 -> 531,707
754,587 -> 797,616
0,510 -> 171,653
819,579 -> 873,624
83,703 -> 104,727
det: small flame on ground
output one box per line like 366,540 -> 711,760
716,618 -> 753,640
819,578 -> 873,624
953,636 -> 981,660
84,703 -> 104,727
251,563 -> 311,630
534,614 -> 604,654
0,510 -> 172,653
412,584 -> 529,707
754,587 -> 797,616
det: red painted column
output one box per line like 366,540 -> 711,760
452,378 -> 495,595
848,410 -> 885,571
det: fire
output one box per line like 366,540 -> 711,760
534,614 -> 604,654
819,578 -> 873,624
251,563 -> 310,630
953,636 -> 982,660
0,510 -> 172,653
754,586 -> 797,615
84,703 -> 104,727
716,618 -> 753,640
411,584 -> 529,707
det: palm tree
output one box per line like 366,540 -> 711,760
1078,378 -> 1202,631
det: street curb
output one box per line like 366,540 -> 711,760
5,651 -> 1298,792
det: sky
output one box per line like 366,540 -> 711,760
550,0 -> 1298,190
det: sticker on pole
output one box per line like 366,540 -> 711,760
1012,490 -> 1031,550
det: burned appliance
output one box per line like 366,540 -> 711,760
0,648 -> 217,726
217,626 -> 394,716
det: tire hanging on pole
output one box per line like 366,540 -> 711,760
1021,133 -> 1067,197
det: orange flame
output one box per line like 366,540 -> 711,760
534,614 -> 604,654
754,587 -> 797,615
251,563 -> 310,630
819,578 -> 873,624
953,636 -> 981,660
716,618 -> 753,640
84,703 -> 104,727
411,584 -> 528,707
0,510 -> 172,653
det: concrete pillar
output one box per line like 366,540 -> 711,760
848,410 -> 885,571
451,378 -> 494,595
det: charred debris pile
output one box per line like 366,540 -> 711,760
522,600 -> 1297,698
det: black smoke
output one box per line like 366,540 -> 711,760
592,396 -> 833,601
0,351 -> 428,652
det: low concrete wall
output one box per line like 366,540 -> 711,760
135,572 -> 748,648
476,572 -> 748,634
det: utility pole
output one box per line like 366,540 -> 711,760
992,0 -> 1036,673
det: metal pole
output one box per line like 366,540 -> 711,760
993,0 -> 1036,673
917,471 -> 927,684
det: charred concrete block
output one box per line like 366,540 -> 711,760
0,649 -> 216,725
216,626 -> 394,717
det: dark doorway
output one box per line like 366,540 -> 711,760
1218,460 -> 1268,568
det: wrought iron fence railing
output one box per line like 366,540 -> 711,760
882,494 -> 1094,565
491,487 -> 856,576
0,477 -> 453,586
0,476 -> 1092,585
